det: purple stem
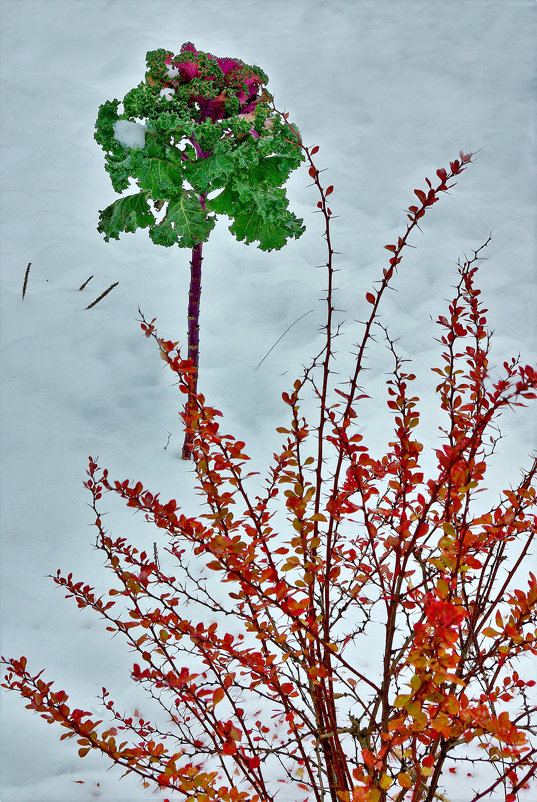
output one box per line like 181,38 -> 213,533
182,239 -> 203,460
181,135 -> 209,460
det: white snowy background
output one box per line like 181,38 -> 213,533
0,0 -> 535,800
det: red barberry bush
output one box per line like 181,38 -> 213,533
3,114 -> 537,801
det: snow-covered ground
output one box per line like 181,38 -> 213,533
0,1 -> 535,799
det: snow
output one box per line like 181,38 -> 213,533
0,0 -> 535,800
166,64 -> 180,80
159,87 -> 175,101
113,119 -> 147,149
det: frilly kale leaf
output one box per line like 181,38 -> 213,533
207,182 -> 305,252
231,207 -> 304,252
149,192 -> 216,248
130,151 -> 185,200
98,192 -> 155,242
186,150 -> 237,191
94,98 -> 120,149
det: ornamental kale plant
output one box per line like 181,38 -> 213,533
3,117 -> 537,800
94,42 -> 305,458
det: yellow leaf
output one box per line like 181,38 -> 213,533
410,675 -> 422,691
380,773 -> 393,789
229,724 -> 242,741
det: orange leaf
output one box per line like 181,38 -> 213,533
398,772 -> 412,788
213,687 -> 225,706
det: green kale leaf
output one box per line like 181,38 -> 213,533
98,192 -> 155,242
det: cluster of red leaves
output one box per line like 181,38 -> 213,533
2,127 -> 537,802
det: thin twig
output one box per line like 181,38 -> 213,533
85,282 -> 119,310
78,275 -> 94,291
21,263 -> 31,300
256,309 -> 313,369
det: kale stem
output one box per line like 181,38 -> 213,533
182,239 -> 203,460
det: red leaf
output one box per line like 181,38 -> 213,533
366,292 -> 375,305
222,740 -> 237,755
326,185 -> 334,195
